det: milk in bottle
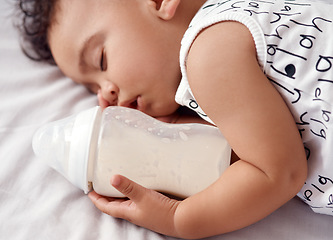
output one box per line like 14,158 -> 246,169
32,106 -> 231,198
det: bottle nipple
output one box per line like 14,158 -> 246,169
32,115 -> 75,177
32,107 -> 101,193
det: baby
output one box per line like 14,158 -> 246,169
18,0 -> 333,239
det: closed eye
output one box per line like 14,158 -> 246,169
100,48 -> 108,72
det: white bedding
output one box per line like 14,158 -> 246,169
1,0 -> 332,239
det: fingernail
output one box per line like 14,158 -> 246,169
111,175 -> 121,187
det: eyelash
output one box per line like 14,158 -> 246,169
100,48 -> 107,72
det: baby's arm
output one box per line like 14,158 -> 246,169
172,21 -> 308,237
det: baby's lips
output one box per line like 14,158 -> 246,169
119,96 -> 140,110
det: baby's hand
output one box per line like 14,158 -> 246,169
88,175 -> 180,237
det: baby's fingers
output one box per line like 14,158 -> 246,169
88,175 -> 149,221
88,191 -> 132,219
111,175 -> 147,203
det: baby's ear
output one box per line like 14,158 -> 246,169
148,0 -> 180,20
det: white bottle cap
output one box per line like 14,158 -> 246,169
32,106 -> 102,194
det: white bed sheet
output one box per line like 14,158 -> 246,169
1,0 -> 332,239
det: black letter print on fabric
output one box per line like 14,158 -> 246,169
188,99 -> 208,117
304,176 -> 333,199
267,44 -> 307,80
290,17 -> 332,33
285,64 -> 296,78
299,34 -> 316,49
304,175 -> 333,212
316,55 -> 333,72
271,64 -> 297,79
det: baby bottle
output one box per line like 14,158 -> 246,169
32,106 -> 231,198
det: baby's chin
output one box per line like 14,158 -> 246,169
150,102 -> 180,119
154,115 -> 179,123
153,108 -> 184,124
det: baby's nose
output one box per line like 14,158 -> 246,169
108,91 -> 118,105
101,83 -> 119,106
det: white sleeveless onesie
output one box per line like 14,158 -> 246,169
175,0 -> 333,216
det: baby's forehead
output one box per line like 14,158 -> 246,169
47,0 -> 107,81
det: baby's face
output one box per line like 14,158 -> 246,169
48,0 -> 181,117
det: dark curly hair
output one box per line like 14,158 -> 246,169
17,0 -> 59,65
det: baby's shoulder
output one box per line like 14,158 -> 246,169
187,21 -> 257,72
